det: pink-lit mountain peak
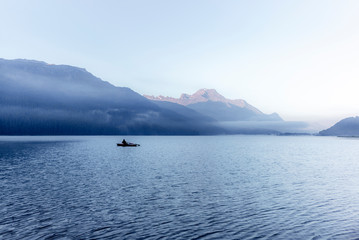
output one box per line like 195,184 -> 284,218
144,88 -> 262,114
186,89 -> 226,102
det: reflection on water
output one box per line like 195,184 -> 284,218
1,135 -> 359,239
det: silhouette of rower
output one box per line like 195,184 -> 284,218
122,139 -> 128,145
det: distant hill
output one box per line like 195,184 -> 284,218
319,117 -> 359,136
145,89 -> 282,121
0,58 -> 221,135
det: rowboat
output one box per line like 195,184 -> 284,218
117,143 -> 140,147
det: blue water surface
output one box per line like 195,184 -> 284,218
1,135 -> 359,239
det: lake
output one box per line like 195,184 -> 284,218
1,135 -> 359,239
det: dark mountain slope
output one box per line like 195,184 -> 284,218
319,117 -> 359,136
150,101 -> 216,122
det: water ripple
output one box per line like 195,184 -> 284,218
1,136 -> 359,239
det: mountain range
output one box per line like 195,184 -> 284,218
0,59 -> 223,135
145,89 -> 282,122
0,58 -> 297,135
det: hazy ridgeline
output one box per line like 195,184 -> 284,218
1,58 -> 356,135
0,59 -> 223,135
0,58 -> 289,135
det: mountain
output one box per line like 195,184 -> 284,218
319,117 -> 359,136
0,59 -> 221,135
145,89 -> 282,121
0,58 -> 290,135
145,88 -> 260,112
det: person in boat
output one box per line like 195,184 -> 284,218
122,139 -> 128,145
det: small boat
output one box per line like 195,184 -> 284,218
117,143 -> 140,147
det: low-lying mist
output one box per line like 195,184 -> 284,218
218,121 -> 316,134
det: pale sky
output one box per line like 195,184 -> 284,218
1,0 -> 359,126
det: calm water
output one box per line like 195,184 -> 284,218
1,135 -> 359,239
